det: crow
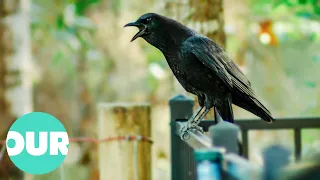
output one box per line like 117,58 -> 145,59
125,13 -> 275,140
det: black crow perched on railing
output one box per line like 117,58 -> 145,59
125,13 -> 275,140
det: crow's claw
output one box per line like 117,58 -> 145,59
180,124 -> 204,141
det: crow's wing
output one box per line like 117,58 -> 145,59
184,35 -> 255,97
183,36 -> 233,90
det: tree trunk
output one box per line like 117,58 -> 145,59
0,0 -> 33,178
188,0 -> 226,48
165,0 -> 226,47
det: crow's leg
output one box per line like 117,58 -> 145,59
180,106 -> 204,140
181,107 -> 210,139
214,107 -> 219,124
180,97 -> 213,140
188,106 -> 203,122
192,108 -> 210,125
190,94 -> 212,128
180,95 -> 205,140
186,94 -> 205,126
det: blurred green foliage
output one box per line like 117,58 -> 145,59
73,0 -> 100,15
251,0 -> 320,19
31,0 -> 101,77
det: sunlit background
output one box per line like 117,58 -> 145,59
0,0 -> 320,179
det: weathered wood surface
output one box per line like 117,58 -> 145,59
98,103 -> 152,180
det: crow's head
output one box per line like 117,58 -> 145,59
125,13 -> 193,51
124,13 -> 163,42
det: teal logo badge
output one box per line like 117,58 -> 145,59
6,112 -> 69,174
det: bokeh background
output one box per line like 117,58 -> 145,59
1,0 -> 320,179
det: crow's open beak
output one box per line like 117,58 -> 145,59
124,21 -> 147,42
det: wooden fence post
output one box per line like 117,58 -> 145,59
97,103 -> 151,180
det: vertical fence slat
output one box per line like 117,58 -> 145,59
169,94 -> 196,180
242,130 -> 249,159
294,128 -> 302,161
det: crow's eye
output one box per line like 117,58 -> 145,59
146,17 -> 152,23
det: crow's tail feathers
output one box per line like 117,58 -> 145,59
252,97 -> 275,123
215,95 -> 235,123
233,93 -> 275,123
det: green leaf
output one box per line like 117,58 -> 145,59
75,0 -> 100,15
314,5 -> 320,14
309,32 -> 317,41
298,0 -> 308,4
273,0 -> 288,8
285,0 -> 297,6
57,14 -> 65,29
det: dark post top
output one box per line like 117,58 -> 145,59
169,94 -> 194,121
209,120 -> 240,154
263,145 -> 290,180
